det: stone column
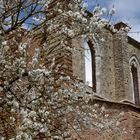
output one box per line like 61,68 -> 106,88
113,22 -> 130,101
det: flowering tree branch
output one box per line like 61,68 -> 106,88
0,1 -> 124,140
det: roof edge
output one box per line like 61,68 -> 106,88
128,36 -> 140,49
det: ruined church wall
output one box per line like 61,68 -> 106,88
121,41 -> 140,102
112,31 -> 140,103
71,29 -> 140,105
71,30 -> 117,99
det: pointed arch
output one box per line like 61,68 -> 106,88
129,56 -> 140,106
84,40 -> 96,92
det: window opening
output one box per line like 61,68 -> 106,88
84,40 -> 96,92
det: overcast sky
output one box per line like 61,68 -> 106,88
86,0 -> 140,42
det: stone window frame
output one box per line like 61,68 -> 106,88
129,56 -> 140,106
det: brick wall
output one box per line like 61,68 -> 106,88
69,98 -> 140,140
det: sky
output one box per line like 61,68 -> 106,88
84,42 -> 93,87
86,0 -> 140,42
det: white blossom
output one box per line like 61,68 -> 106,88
109,5 -> 116,15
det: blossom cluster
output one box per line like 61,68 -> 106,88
0,0 -> 129,140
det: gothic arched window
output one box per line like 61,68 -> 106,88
84,40 -> 96,92
130,58 -> 140,106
